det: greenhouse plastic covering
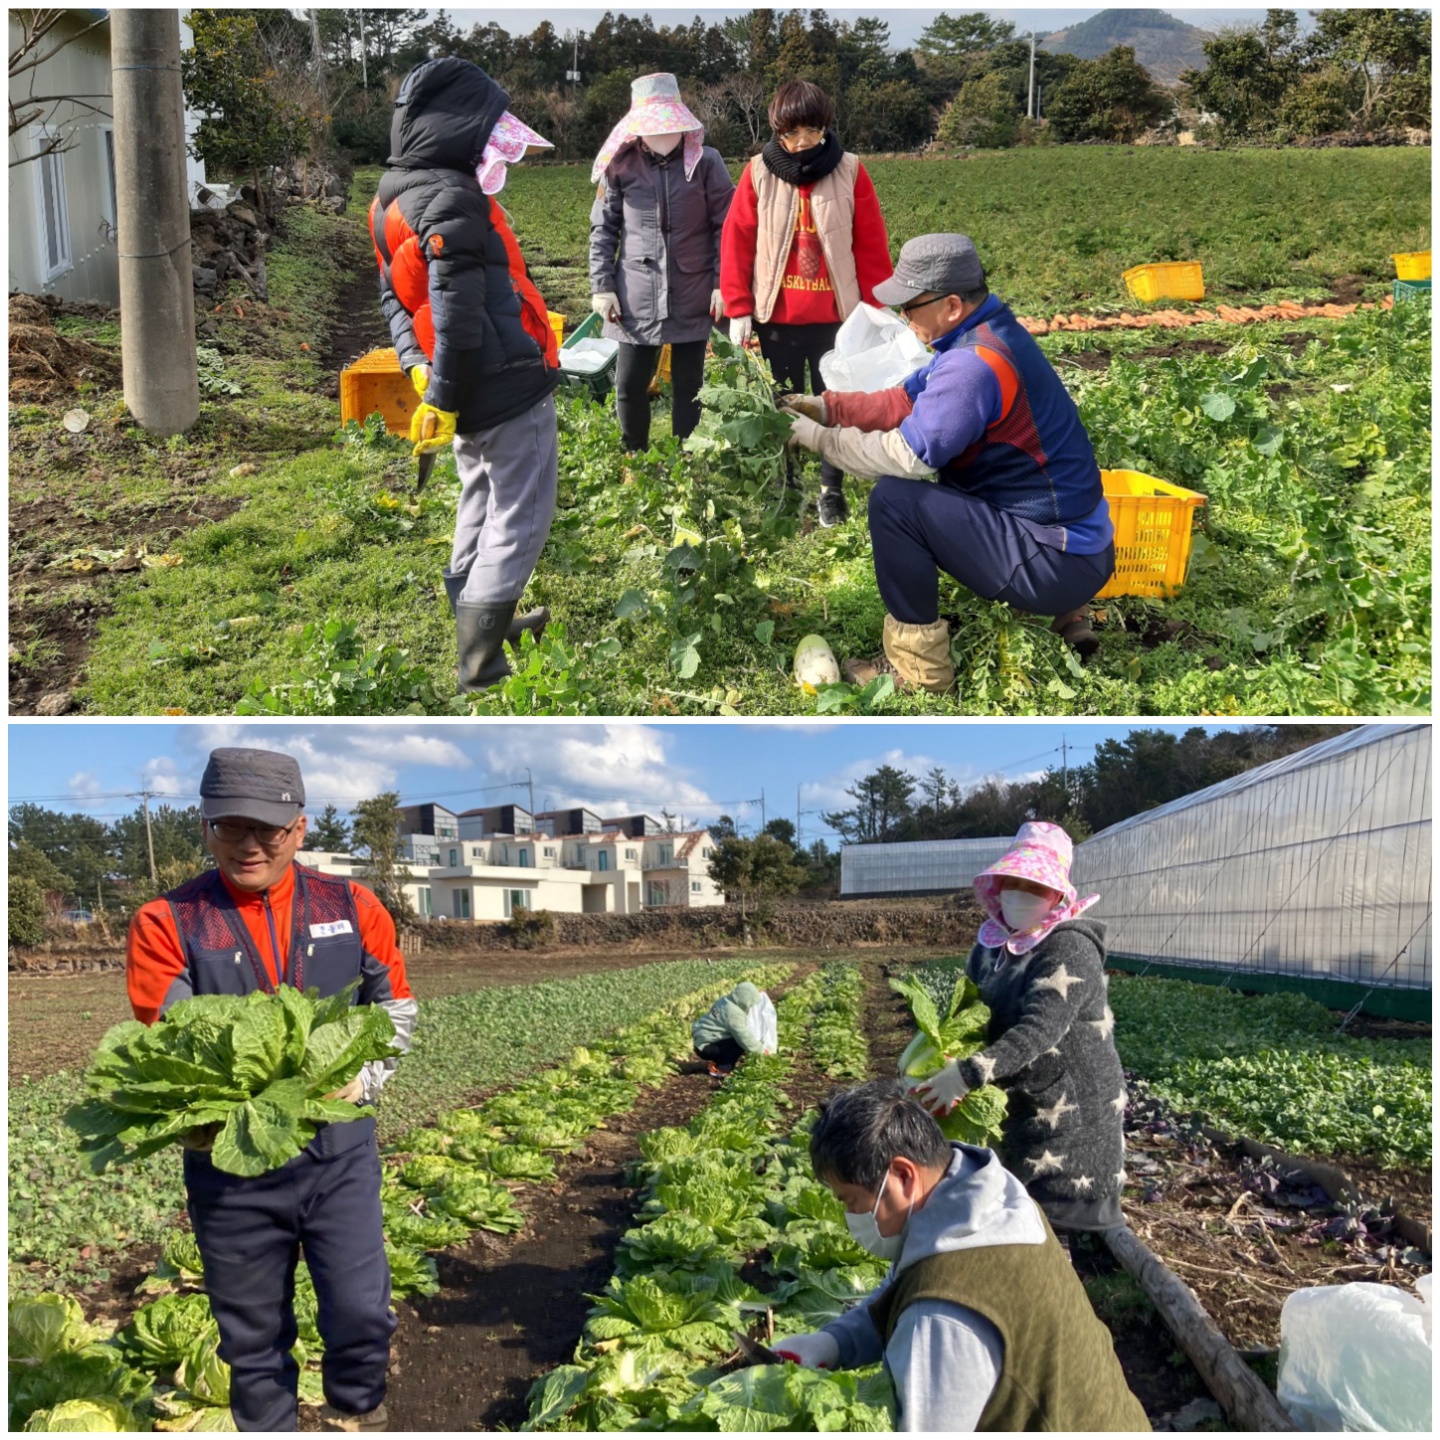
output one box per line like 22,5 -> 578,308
1071,725 -> 1430,990
840,838 -> 1012,897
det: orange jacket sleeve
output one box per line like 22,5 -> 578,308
850,165 -> 893,307
824,386 -> 915,431
719,163 -> 759,318
351,882 -> 414,1002
127,899 -> 190,1025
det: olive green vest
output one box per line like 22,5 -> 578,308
868,1214 -> 1150,1433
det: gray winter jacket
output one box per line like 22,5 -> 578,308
589,140 -> 734,346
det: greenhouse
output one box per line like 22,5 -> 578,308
840,837 -> 1012,898
1071,724 -> 1431,1009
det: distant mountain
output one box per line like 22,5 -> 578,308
1041,8 -> 1212,87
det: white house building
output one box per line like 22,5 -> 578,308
8,10 -> 207,305
302,808 -> 725,923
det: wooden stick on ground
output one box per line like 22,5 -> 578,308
1103,1224 -> 1297,1431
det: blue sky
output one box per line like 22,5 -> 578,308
450,7 -> 1289,50
10,720 -> 1273,842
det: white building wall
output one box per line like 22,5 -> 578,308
840,838 -> 1014,897
1071,725 -> 1431,990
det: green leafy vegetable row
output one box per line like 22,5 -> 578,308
1107,977 -> 1431,1165
525,968 -> 898,1431
807,965 -> 870,1079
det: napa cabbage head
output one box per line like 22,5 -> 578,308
22,1396 -> 146,1432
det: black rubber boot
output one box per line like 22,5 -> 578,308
456,601 -> 518,692
444,569 -> 547,644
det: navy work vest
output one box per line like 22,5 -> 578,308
940,301 -> 1104,527
167,865 -> 373,1161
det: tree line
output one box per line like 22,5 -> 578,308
179,7 -> 1431,194
819,724 -> 1353,846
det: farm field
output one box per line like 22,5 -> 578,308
8,148 -> 1430,717
8,954 -> 1429,1431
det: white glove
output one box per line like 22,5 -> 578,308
592,291 -> 621,323
773,1331 -> 839,1369
710,288 -> 725,322
729,315 -> 753,346
909,1058 -> 970,1117
786,413 -> 823,453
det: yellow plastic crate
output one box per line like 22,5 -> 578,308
339,348 -> 417,435
1095,469 -> 1207,600
1122,261 -> 1206,304
1392,250 -> 1431,280
547,310 -> 566,348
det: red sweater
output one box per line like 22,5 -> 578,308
720,161 -> 892,326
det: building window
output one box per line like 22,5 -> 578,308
418,887 -> 432,918
449,848 -> 458,867
702,847 -> 712,858
598,850 -> 608,871
471,846 -> 483,859
31,130 -> 71,281
503,888 -> 533,918
452,889 -> 471,920
575,846 -> 586,866
428,851 -> 440,866
691,880 -> 702,893
625,848 -> 637,861
518,848 -> 529,867
658,845 -> 673,865
543,846 -> 555,858
646,882 -> 666,907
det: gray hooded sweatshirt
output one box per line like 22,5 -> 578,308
823,1143 -> 1047,1432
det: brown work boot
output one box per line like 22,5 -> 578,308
1052,607 -> 1101,659
319,1402 -> 388,1432
843,616 -> 955,695
842,649 -> 908,690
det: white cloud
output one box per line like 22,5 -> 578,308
141,756 -> 197,799
347,733 -> 472,769
475,724 -> 713,818
66,770 -> 106,799
801,747 -> 947,815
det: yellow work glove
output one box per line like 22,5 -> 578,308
409,364 -> 429,399
410,402 -> 457,457
779,393 -> 827,424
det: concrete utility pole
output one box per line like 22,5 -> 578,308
139,789 -> 158,887
1027,30 -> 1037,119
111,9 -> 199,434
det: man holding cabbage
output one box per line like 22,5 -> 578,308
774,1080 -> 1148,1431
125,748 -> 417,1432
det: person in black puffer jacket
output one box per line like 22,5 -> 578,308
910,822 -> 1129,1237
371,58 -> 560,691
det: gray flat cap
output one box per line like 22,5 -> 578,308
200,747 -> 305,827
873,233 -> 986,308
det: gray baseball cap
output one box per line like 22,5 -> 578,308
873,233 -> 986,308
200,747 -> 305,827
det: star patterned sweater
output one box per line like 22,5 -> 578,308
959,919 -> 1127,1231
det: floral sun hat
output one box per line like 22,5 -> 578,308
591,72 -> 704,183
974,821 -> 1099,956
476,111 -> 553,195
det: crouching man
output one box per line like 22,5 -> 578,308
775,1080 -> 1148,1432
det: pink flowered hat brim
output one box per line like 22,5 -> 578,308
591,74 -> 704,182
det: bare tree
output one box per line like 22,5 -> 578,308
725,71 -> 770,150
9,8 -> 112,169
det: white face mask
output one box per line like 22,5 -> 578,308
844,1174 -> 913,1261
641,131 -> 683,155
1000,888 -> 1056,933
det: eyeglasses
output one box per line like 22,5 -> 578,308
899,294 -> 949,319
208,818 -> 300,848
778,126 -> 825,143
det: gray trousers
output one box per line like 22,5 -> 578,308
451,394 -> 558,604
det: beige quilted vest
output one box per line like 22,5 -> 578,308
749,152 -> 861,324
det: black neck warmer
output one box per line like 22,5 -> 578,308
761,129 -> 843,185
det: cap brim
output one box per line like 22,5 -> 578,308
201,796 -> 303,827
872,274 -> 927,308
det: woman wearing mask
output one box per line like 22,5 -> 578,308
719,80 -> 893,527
372,59 -> 559,692
910,822 -> 1128,1239
589,74 -> 735,470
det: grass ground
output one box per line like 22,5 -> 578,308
8,150 -> 1430,716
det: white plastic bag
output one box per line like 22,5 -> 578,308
1276,1279 -> 1431,1431
754,993 -> 778,1055
819,303 -> 929,393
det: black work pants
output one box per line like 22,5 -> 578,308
696,1037 -> 746,1070
185,1129 -> 394,1431
615,339 -> 708,453
757,319 -> 844,492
